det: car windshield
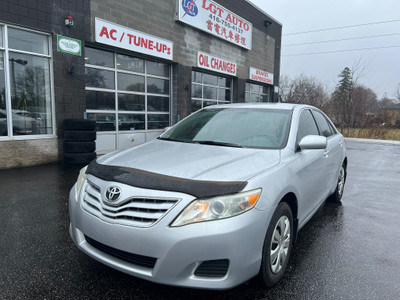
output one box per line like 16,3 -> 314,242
160,107 -> 292,149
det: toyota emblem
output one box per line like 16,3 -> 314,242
105,186 -> 121,202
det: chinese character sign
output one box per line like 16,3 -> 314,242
178,0 -> 253,50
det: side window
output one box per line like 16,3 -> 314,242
297,109 -> 319,143
312,111 -> 333,137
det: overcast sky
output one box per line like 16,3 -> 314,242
248,0 -> 400,99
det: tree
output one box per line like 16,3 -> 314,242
280,74 -> 329,109
396,83 -> 400,103
278,74 -> 291,102
331,67 -> 354,129
351,85 -> 378,128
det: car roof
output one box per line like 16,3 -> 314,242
204,103 -> 311,111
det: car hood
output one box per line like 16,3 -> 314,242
97,139 -> 280,182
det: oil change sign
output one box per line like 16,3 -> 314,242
197,51 -> 237,76
95,18 -> 173,60
178,0 -> 252,50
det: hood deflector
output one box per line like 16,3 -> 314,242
86,160 -> 248,198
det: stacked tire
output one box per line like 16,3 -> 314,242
64,119 -> 96,164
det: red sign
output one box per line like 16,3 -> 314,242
197,52 -> 237,76
249,67 -> 274,85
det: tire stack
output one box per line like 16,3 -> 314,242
64,119 -> 97,164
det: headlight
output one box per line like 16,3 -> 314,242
75,165 -> 88,198
171,189 -> 261,227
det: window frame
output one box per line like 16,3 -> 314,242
0,23 -> 55,140
84,46 -> 171,132
311,110 -> 335,138
191,70 -> 233,112
296,109 -> 320,145
245,82 -> 272,103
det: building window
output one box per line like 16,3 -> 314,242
245,82 -> 271,103
0,25 -> 53,137
84,47 -> 170,132
191,71 -> 232,112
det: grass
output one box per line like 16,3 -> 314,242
340,128 -> 400,141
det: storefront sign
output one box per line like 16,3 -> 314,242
249,67 -> 274,85
197,51 -> 237,76
95,18 -> 173,60
178,0 -> 252,50
57,35 -> 81,56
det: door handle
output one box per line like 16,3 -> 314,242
130,137 -> 135,143
323,150 -> 329,158
339,141 -> 343,147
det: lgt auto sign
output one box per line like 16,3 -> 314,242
95,18 -> 173,60
178,0 -> 253,50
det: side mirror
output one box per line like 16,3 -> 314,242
299,135 -> 327,150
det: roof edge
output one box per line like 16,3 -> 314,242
244,0 -> 283,26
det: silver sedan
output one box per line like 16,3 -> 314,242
69,103 -> 347,289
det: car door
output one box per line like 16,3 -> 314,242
294,109 -> 330,225
311,110 -> 344,195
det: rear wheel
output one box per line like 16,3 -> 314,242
257,202 -> 293,287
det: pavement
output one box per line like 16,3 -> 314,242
0,139 -> 400,299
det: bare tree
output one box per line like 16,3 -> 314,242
351,85 -> 378,128
282,74 -> 329,109
278,74 -> 291,102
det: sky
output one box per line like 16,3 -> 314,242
248,0 -> 400,99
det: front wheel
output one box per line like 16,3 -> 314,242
257,202 -> 293,287
329,164 -> 346,203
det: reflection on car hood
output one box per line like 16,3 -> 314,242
97,139 -> 280,182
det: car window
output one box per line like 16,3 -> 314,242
312,110 -> 333,137
297,109 -> 319,142
162,108 -> 292,149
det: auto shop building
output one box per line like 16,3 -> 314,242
0,0 -> 282,168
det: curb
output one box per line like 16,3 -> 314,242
345,137 -> 400,145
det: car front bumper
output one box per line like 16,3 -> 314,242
69,177 -> 274,289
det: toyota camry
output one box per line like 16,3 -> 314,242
69,103 -> 347,289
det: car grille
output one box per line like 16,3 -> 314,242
82,180 -> 179,227
85,235 -> 157,269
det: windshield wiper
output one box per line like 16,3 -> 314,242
158,137 -> 193,143
157,136 -> 175,141
193,140 -> 243,148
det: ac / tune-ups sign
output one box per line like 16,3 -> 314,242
178,0 -> 253,50
95,18 -> 173,60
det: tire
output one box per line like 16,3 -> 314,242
64,119 -> 96,131
64,130 -> 96,141
257,202 -> 293,287
64,141 -> 95,153
329,164 -> 346,203
64,152 -> 96,164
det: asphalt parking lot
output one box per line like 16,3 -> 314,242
1,139 -> 400,299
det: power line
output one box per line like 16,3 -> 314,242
284,19 -> 400,36
283,33 -> 400,47
282,45 -> 400,57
